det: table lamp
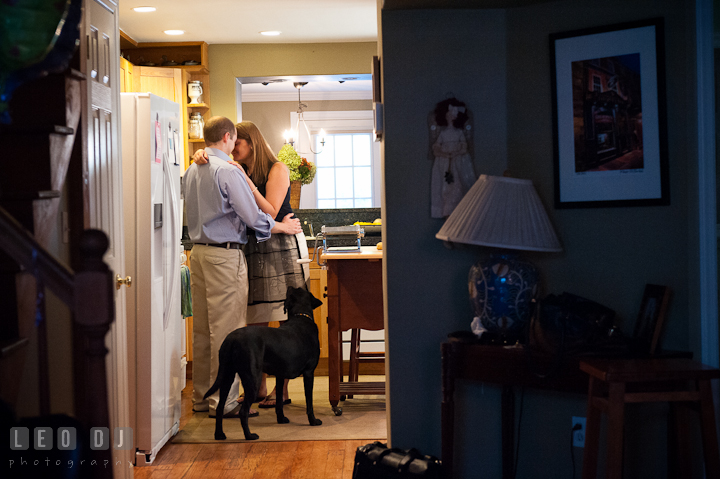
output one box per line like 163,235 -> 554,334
436,175 -> 562,343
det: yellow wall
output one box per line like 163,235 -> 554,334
209,42 -> 378,121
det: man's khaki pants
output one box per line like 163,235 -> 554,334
190,244 -> 248,416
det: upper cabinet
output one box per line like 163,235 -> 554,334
120,37 -> 210,170
119,57 -> 133,92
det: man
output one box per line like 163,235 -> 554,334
183,116 -> 301,418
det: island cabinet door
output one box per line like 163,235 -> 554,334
309,262 -> 328,358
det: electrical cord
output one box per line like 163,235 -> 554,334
571,423 -> 582,479
513,387 -> 525,479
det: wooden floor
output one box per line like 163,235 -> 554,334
132,380 -> 383,479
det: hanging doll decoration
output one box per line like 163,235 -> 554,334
428,97 -> 476,218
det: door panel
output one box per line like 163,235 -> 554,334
81,0 -> 132,476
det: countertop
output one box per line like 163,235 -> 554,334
321,245 -> 383,260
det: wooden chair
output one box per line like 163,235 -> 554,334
347,329 -> 385,398
580,357 -> 720,479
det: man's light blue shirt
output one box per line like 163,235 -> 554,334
182,147 -> 275,244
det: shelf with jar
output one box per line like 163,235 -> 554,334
183,68 -> 210,169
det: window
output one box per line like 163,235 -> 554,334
315,133 -> 373,208
291,110 -> 380,209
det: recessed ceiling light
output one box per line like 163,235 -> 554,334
260,31 -> 281,36
164,30 -> 185,36
133,6 -> 156,12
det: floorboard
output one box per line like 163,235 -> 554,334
132,380 -> 384,478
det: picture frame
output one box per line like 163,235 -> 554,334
372,56 -> 383,142
632,284 -> 671,355
550,18 -> 669,209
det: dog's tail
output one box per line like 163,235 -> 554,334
203,359 -> 226,400
203,375 -> 220,400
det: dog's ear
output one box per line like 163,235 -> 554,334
284,286 -> 296,314
311,293 -> 323,310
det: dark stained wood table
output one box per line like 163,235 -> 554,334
441,338 -> 694,479
324,247 -> 385,416
441,339 -> 590,479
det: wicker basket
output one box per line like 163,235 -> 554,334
290,180 -> 302,209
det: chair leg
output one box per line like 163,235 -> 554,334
698,380 -> 720,478
605,382 -> 626,479
347,329 -> 360,398
583,377 -> 602,479
668,402 -> 693,477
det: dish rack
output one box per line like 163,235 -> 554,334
298,225 -> 365,269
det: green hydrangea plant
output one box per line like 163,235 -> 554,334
278,144 -> 317,185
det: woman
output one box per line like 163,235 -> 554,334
193,121 -> 309,408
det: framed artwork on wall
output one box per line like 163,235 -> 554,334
632,284 -> 671,355
550,18 -> 669,208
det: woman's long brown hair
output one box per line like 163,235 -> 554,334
235,121 -> 279,186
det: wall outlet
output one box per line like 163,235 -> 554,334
572,416 -> 586,448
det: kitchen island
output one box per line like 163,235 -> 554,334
323,246 -> 385,415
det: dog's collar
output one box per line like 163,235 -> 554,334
293,312 -> 314,321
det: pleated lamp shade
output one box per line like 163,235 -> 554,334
436,175 -> 562,252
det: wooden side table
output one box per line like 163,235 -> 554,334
580,358 -> 720,479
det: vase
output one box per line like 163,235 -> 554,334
290,180 -> 302,209
468,252 -> 538,344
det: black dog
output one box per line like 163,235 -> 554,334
204,286 -> 324,440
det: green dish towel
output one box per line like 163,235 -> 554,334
181,264 -> 192,318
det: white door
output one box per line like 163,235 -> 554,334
80,0 -> 132,476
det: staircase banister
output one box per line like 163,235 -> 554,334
0,205 -> 74,306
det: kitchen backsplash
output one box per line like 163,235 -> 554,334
183,208 -> 382,249
294,208 -> 382,247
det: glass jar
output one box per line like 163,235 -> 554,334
188,112 -> 204,139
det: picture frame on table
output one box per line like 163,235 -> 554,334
550,18 -> 669,209
632,284 -> 671,356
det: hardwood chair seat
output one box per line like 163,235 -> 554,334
580,358 -> 720,479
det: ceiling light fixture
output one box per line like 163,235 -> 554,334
133,6 -> 156,12
260,31 -> 281,36
163,30 -> 184,36
283,82 -> 325,155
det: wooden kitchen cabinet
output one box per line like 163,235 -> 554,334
309,261 -> 329,359
131,66 -> 183,104
119,57 -> 133,92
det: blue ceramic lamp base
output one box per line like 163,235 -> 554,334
469,252 -> 538,343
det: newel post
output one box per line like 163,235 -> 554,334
73,229 -> 114,477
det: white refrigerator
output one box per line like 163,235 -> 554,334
120,93 -> 185,465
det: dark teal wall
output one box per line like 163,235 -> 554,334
382,1 -> 702,477
506,2 -> 694,350
382,7 -> 509,479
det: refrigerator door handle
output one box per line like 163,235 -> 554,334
162,149 -> 181,330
